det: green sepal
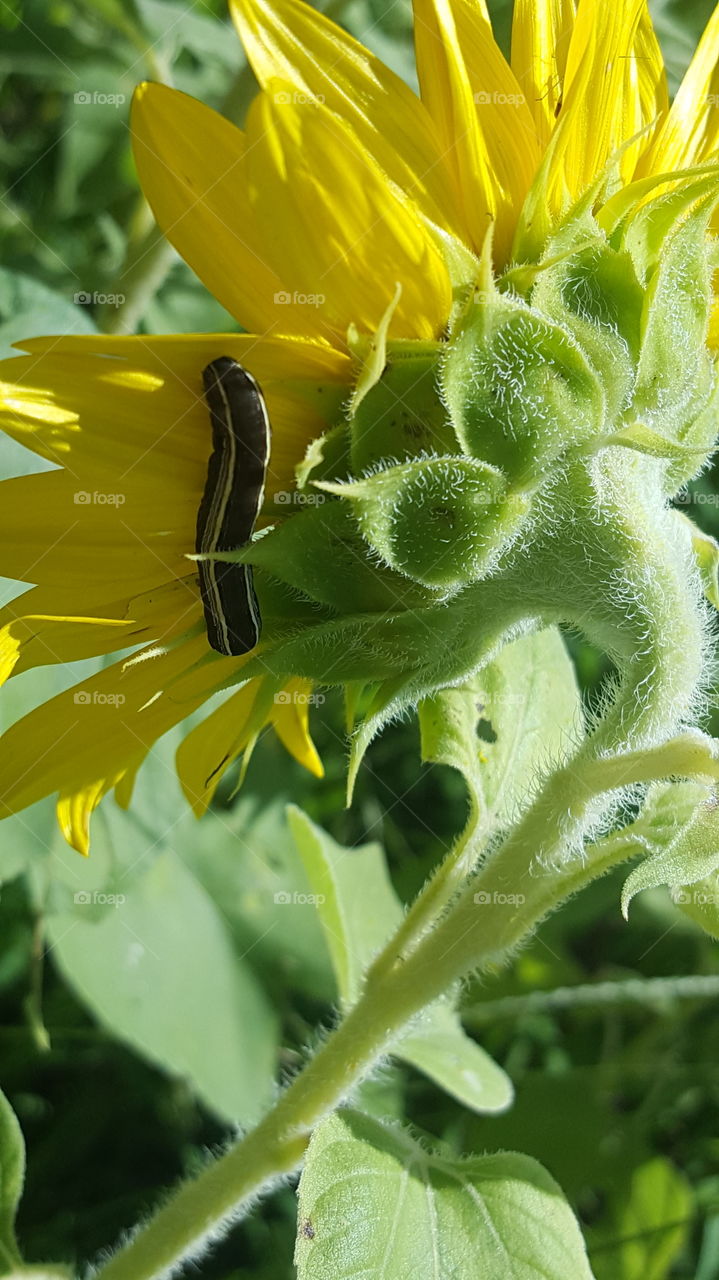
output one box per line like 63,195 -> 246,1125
606,422 -> 713,463
347,672 -> 421,801
234,501 -> 437,613
349,347 -> 456,474
347,282 -> 401,414
441,284 -> 605,487
320,457 -> 530,590
254,573 -> 335,628
622,787 -> 719,917
610,169 -> 719,280
597,160 -> 719,242
628,187 -> 719,456
295,421 -> 351,490
237,609 -> 441,687
512,120 -> 655,266
531,240 -> 643,421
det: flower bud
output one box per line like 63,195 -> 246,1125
320,456 -> 530,590
441,285 -> 605,487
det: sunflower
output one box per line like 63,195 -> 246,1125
1,0 -> 719,853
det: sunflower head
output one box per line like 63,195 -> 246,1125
3,0 -> 719,851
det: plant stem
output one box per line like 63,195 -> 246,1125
24,913 -> 50,1053
97,221 -> 176,336
93,455 -> 710,1280
91,755 -> 635,1280
465,973 -> 719,1023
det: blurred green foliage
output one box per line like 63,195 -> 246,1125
1,1 -> 719,1276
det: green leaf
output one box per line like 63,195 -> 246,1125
420,627 -> 582,828
0,1088 -> 24,1273
287,805 -> 401,1006
0,268 -> 95,359
287,807 -> 512,1113
585,777 -> 710,874
46,850 -> 278,1124
621,790 -> 719,917
295,1110 -> 594,1280
397,1001 -> 513,1114
182,792 -> 336,1002
419,678 -> 486,817
476,628 -> 582,825
589,1157 -> 693,1280
672,871 -> 719,939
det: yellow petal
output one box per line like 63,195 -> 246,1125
230,0 -> 465,241
175,679 -> 263,816
0,581 -> 200,683
413,0 -> 540,263
641,0 -> 719,173
243,86 -> 452,340
132,83 -> 323,337
511,0 -> 575,147
57,780 -> 116,858
0,469 -> 195,594
0,333 -> 350,593
270,679 -> 324,777
549,0 -> 667,204
0,633 -> 245,843
0,610 -> 132,686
